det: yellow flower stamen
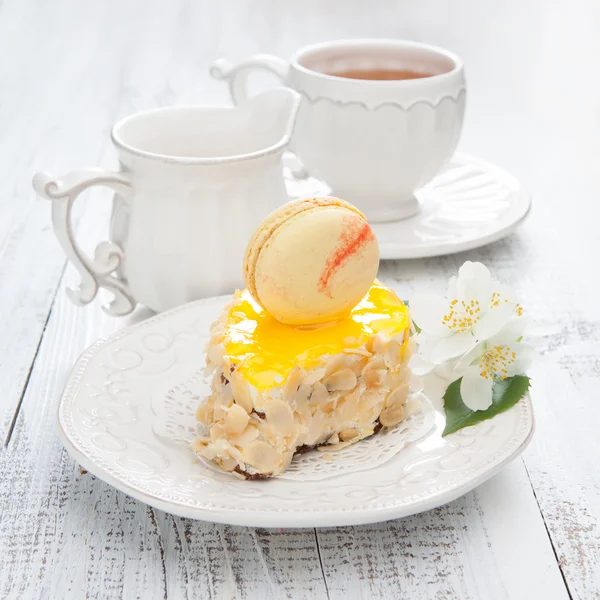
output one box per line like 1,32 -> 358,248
490,290 -> 510,308
442,299 -> 481,333
478,345 -> 517,381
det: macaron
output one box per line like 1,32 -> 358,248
243,197 -> 380,325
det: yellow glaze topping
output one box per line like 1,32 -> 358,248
223,282 -> 410,390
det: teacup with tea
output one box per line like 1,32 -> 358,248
213,39 -> 466,222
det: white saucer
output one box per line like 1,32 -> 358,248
57,295 -> 534,528
285,152 -> 531,260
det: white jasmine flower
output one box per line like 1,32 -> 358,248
459,323 -> 534,411
410,261 -> 523,367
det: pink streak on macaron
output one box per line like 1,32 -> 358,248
243,197 -> 380,325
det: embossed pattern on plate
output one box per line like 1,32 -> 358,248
284,152 -> 531,259
57,295 -> 534,527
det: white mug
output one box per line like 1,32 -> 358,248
33,88 -> 301,316
213,39 -> 466,222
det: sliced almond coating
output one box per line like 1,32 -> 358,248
225,443 -> 245,463
213,405 -> 228,421
302,412 -> 329,446
386,384 -> 410,408
336,388 -> 361,422
342,354 -> 368,375
310,382 -> 330,407
324,368 -> 357,391
264,399 -> 295,435
339,428 -> 358,441
220,457 -> 238,471
302,368 -> 326,387
242,440 -> 281,473
195,403 -> 212,424
362,354 -> 386,374
191,436 -> 210,452
229,372 -> 253,413
404,398 -> 421,417
207,342 -> 225,365
209,331 -> 224,346
221,383 -> 234,403
379,403 -> 406,427
321,400 -> 336,414
370,333 -> 388,355
212,388 -> 233,419
283,366 -> 305,403
224,404 -> 250,435
344,347 -> 372,357
229,424 -> 259,447
323,354 -> 347,377
327,433 -> 340,445
295,383 -> 312,408
294,384 -> 312,419
384,370 -> 403,389
363,368 -> 387,388
359,389 -> 386,413
209,422 -> 226,442
383,340 -> 402,367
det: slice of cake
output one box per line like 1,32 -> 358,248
192,281 -> 416,479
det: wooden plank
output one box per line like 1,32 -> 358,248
315,462 -> 569,600
155,512 -> 329,599
518,284 -> 600,600
0,288 -> 167,599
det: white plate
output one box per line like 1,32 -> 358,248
58,296 -> 534,528
285,152 -> 531,259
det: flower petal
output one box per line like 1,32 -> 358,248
460,367 -> 494,411
491,282 -> 517,305
456,262 -> 492,306
525,322 -> 562,338
430,331 -> 477,364
434,357 -> 468,381
473,303 -> 515,341
409,293 -> 451,336
487,316 -> 529,346
506,343 -> 535,376
453,342 -> 485,373
410,353 -> 435,376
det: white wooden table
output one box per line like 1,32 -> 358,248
1,0 -> 598,598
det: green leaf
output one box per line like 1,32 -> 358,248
442,375 -> 531,437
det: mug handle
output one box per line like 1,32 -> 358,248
211,55 -> 309,180
32,169 -> 137,316
210,55 -> 290,105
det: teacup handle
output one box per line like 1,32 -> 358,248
211,55 -> 309,180
210,55 -> 289,105
32,169 -> 137,316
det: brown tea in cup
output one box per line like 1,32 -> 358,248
326,68 -> 433,80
